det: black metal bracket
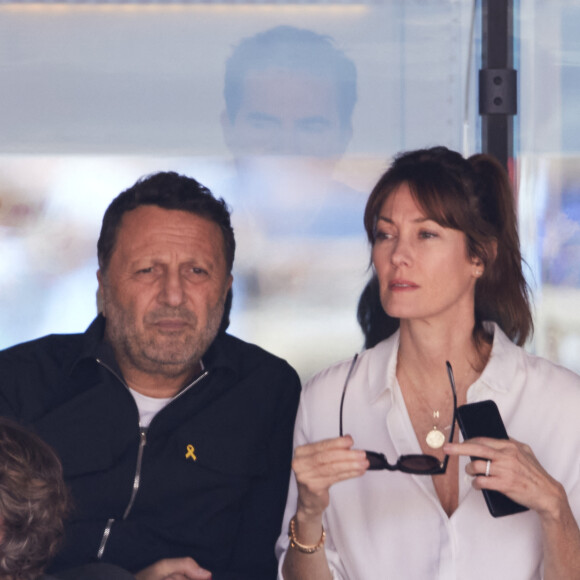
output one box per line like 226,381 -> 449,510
480,0 -> 515,171
479,68 -> 517,115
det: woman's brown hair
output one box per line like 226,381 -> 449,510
358,146 -> 533,347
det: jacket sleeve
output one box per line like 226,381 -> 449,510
212,361 -> 301,580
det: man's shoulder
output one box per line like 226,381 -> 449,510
0,331 -> 94,397
213,332 -> 300,383
0,331 -> 93,419
0,331 -> 86,364
0,317 -> 102,368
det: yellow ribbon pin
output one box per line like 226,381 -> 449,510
185,444 -> 197,461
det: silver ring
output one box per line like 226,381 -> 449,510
485,459 -> 491,477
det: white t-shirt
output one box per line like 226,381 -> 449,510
127,362 -> 206,428
128,388 -> 172,428
276,323 -> 580,580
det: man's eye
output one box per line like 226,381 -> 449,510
136,267 -> 154,274
297,118 -> 331,134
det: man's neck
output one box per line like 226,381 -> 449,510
119,361 -> 203,399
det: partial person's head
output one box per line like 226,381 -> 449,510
0,419 -> 68,580
222,25 -> 357,158
97,172 -> 234,381
358,146 -> 532,347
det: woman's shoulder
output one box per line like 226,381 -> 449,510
490,323 -> 580,399
303,332 -> 399,395
296,334 -> 399,439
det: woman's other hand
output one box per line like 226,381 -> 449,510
444,437 -> 566,518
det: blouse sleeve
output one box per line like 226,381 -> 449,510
275,388 -> 350,580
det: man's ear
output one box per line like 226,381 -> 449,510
96,269 -> 105,316
337,124 -> 353,156
221,110 -> 237,153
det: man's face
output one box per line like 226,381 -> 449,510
98,206 -> 232,383
223,67 -> 351,158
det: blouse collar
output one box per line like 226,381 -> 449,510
365,322 -> 521,403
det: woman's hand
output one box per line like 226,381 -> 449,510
293,435 -> 369,520
281,436 -> 369,580
444,437 -> 566,518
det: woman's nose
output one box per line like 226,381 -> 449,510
390,237 -> 412,267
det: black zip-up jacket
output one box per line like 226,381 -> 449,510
0,316 -> 301,579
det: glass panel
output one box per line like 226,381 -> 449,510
0,1 -> 479,378
517,0 -> 580,373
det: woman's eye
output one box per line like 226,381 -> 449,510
374,231 -> 392,241
419,230 -> 437,239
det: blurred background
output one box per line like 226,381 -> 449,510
0,0 -> 578,380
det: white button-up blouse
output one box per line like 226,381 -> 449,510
276,323 -> 580,580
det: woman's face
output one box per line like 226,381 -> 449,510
372,183 -> 481,326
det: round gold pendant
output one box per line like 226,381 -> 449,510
426,427 -> 446,449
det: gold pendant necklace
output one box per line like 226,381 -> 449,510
398,360 -> 448,450
425,410 -> 446,449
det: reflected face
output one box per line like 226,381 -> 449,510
372,184 -> 480,325
98,206 -> 232,381
223,68 -> 351,158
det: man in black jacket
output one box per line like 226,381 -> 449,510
0,172 -> 301,580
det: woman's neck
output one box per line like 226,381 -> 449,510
397,318 -> 491,399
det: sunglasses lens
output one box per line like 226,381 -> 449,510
399,454 -> 442,473
365,451 -> 389,470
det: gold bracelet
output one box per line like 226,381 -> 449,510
288,515 -> 326,554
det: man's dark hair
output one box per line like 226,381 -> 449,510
97,171 -> 235,275
224,25 -> 357,129
0,419 -> 69,580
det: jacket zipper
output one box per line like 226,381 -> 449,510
94,358 -> 209,559
122,427 -> 147,520
97,518 -> 114,560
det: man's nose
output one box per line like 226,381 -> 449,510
270,126 -> 301,155
158,270 -> 186,306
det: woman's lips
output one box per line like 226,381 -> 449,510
388,280 -> 418,290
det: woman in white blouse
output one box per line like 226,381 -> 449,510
276,147 -> 580,579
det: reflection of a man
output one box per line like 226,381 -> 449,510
222,25 -> 354,156
219,26 -> 366,374
221,25 -> 360,233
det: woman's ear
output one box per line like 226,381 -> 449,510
471,240 -> 498,278
471,258 -> 484,278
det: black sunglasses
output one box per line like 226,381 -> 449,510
339,355 -> 457,475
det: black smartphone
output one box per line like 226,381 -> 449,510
456,400 -> 528,518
